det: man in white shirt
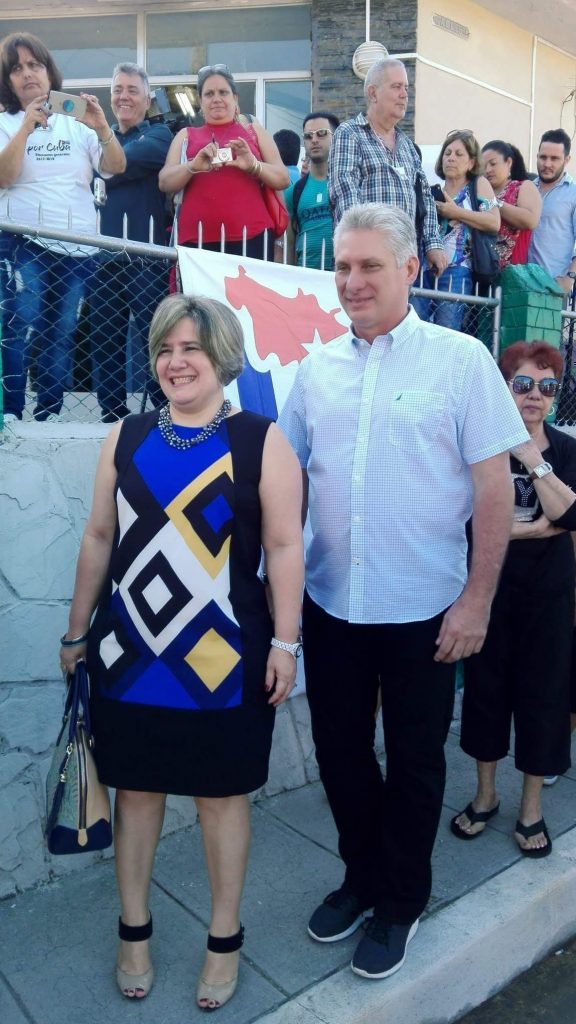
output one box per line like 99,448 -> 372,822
279,203 -> 528,980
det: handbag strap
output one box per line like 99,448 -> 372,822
65,661 -> 93,741
468,175 -> 479,212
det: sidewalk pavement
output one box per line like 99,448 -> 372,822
2,725 -> 576,1024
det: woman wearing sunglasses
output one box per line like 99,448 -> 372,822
159,64 -> 288,259
452,341 -> 576,857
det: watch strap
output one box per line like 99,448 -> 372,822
528,462 -> 553,481
271,637 -> 302,658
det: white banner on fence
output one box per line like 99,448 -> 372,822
177,247 -> 350,417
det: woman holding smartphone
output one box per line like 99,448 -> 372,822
0,31 -> 125,422
418,130 -> 500,332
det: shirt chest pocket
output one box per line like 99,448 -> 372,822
386,390 -> 446,451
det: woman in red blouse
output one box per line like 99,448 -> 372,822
481,140 -> 542,268
160,65 -> 288,260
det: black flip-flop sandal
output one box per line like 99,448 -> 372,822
450,801 -> 500,840
515,818 -> 552,859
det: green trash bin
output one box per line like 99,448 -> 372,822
500,263 -> 564,353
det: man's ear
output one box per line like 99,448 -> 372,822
405,254 -> 420,286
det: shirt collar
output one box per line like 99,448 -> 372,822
536,171 -> 574,192
350,305 -> 419,351
112,119 -> 150,135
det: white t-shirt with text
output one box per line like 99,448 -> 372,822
0,111 -> 102,253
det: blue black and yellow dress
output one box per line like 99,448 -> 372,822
88,408 -> 275,797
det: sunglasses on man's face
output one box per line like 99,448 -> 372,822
303,128 -> 332,140
508,374 -> 560,397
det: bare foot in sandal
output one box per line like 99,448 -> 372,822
450,799 -> 500,839
514,817 -> 551,858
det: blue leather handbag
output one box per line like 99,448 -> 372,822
45,660 -> 113,855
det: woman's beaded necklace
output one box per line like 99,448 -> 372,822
158,399 -> 231,450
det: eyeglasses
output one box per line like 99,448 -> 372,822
508,375 -> 560,397
445,129 -> 475,142
303,128 -> 333,140
197,64 -> 231,80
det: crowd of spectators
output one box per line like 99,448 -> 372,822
0,41 -> 574,422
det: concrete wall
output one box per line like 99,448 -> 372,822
532,40 -> 576,165
415,0 -> 576,168
0,425 -> 329,899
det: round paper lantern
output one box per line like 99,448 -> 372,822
352,41 -> 389,80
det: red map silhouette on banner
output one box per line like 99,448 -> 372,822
224,265 -> 345,365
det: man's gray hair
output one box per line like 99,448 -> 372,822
334,204 -> 418,267
112,62 -> 150,96
363,58 -> 406,98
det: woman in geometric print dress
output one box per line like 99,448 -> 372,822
59,294 -> 303,1011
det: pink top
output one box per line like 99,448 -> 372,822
179,122 -> 273,244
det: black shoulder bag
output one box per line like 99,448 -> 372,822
468,176 -> 500,287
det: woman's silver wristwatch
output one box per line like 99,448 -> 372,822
528,461 -> 553,481
271,637 -> 303,659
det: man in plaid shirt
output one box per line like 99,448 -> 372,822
329,58 -> 447,278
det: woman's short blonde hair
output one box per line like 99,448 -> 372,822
149,294 -> 245,386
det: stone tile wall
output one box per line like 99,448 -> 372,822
311,0 -> 417,134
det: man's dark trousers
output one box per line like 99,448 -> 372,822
91,255 -> 166,416
303,590 -> 455,924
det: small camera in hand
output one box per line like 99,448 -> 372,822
211,147 -> 233,166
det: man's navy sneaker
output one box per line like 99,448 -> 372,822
351,916 -> 419,978
308,885 -> 372,943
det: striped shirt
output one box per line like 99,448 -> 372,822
278,307 -> 529,624
328,113 -> 443,253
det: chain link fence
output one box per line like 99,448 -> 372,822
555,295 -> 576,427
410,274 -> 502,358
0,222 -> 175,423
0,220 -> 502,423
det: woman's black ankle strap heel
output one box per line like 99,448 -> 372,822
116,914 -> 154,999
197,925 -> 244,1010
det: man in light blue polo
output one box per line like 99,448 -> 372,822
279,204 -> 528,981
528,129 -> 576,296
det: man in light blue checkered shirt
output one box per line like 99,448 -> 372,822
279,203 -> 528,981
328,58 -> 447,278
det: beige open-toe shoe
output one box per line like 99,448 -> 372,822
116,914 -> 154,999
196,924 -> 244,1012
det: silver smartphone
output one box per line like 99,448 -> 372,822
47,90 -> 87,119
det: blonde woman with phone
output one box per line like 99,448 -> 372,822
0,31 -> 125,422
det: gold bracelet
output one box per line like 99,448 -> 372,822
185,163 -> 196,175
249,158 -> 262,177
99,130 -> 115,147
